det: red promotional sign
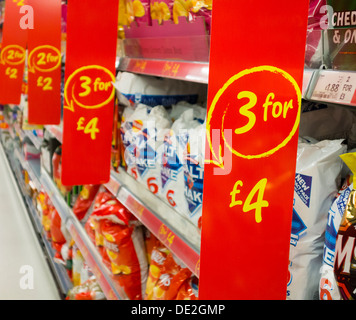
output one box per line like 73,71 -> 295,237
0,0 -> 27,105
199,1 -> 309,299
61,0 -> 119,185
27,0 -> 61,125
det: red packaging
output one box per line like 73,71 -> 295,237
144,229 -> 160,264
175,276 -> 198,300
93,190 -> 118,209
52,146 -> 72,195
72,185 -> 100,221
101,220 -> 147,300
49,207 -> 66,255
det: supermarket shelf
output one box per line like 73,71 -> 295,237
12,148 -> 73,296
302,68 -> 316,98
45,125 -> 63,143
24,130 -> 43,150
117,57 -> 209,84
14,148 -> 42,191
105,169 -> 201,277
39,168 -> 127,300
307,69 -> 356,106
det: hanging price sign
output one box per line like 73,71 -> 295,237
0,0 -> 27,105
27,0 -> 62,124
311,70 -> 356,105
61,0 -> 119,186
199,0 -> 309,300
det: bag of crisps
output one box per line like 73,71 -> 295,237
91,199 -> 147,300
145,248 -> 181,300
101,221 -> 147,300
143,229 -> 160,264
175,276 -> 199,300
72,185 -> 100,221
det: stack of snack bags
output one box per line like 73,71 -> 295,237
85,189 -> 148,300
145,244 -> 198,300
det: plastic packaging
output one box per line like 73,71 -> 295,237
135,105 -> 172,195
160,107 -> 205,217
319,175 -> 352,300
334,152 -> 356,300
116,72 -> 206,107
288,138 -> 346,300
90,198 -> 148,300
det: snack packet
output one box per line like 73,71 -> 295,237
72,185 -> 100,221
319,175 -> 352,300
288,138 -> 346,300
334,153 -> 356,300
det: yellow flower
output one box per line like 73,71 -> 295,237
188,0 -> 206,13
173,0 -> 189,24
151,2 -> 171,24
133,0 -> 145,17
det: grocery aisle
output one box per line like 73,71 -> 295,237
0,144 -> 60,300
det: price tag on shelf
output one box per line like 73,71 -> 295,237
311,71 -> 356,105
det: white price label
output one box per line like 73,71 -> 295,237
311,71 -> 356,104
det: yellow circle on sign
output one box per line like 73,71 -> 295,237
207,65 -> 302,160
64,65 -> 116,112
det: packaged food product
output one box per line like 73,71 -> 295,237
334,152 -> 356,300
72,245 -> 84,287
175,276 -> 199,300
40,193 -> 52,239
72,185 -> 100,221
101,221 -> 147,300
91,199 -> 147,300
50,207 -> 67,255
145,247 -> 194,300
181,122 -> 206,229
116,72 -> 206,107
121,103 -> 151,180
135,105 -> 172,195
145,248 -> 179,300
288,138 -> 346,300
319,175 -> 352,300
52,146 -> 72,196
93,189 -> 118,210
160,107 -> 205,217
66,276 -> 105,300
143,229 -> 160,264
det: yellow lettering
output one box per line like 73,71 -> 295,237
230,180 -> 243,208
235,91 -> 257,135
242,178 -> 269,223
79,76 -> 91,97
